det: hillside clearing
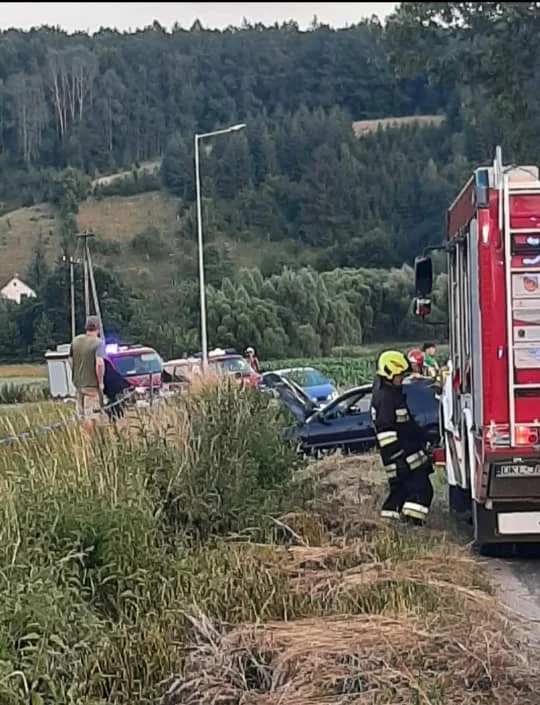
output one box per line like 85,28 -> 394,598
0,202 -> 58,282
77,191 -> 178,242
0,190 -> 311,284
353,113 -> 445,136
90,159 -> 160,187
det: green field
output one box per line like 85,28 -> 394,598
266,356 -> 376,386
265,344 -> 449,387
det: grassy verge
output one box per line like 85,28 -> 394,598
0,400 -> 74,436
0,383 -> 536,705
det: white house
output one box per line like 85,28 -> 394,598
0,274 -> 37,304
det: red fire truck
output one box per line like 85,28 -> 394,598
414,146 -> 540,552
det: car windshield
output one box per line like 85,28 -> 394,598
328,389 -> 372,417
283,368 -> 328,387
113,352 -> 162,376
210,357 -> 254,375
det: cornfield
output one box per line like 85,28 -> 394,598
266,345 -> 450,387
265,357 -> 376,386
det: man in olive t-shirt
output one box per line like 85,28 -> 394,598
68,316 -> 105,428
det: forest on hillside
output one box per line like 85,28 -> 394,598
0,2 -> 537,359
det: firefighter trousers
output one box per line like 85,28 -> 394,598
381,461 -> 434,522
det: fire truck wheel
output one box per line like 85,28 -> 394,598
472,500 -> 516,558
476,540 -> 515,558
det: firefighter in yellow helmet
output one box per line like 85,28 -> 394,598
370,350 -> 434,524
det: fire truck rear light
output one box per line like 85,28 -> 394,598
432,447 -> 445,466
515,425 -> 538,445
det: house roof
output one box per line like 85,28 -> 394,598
0,274 -> 35,291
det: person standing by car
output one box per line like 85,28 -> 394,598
422,342 -> 439,379
370,350 -> 434,525
68,315 -> 105,431
407,348 -> 426,378
245,346 -> 261,374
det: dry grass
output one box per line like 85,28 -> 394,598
352,114 -> 445,137
0,203 -> 59,282
164,609 -> 536,705
0,192 -> 179,284
159,455 -> 540,705
77,191 -> 178,243
0,363 -> 47,379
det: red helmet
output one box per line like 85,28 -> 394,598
407,349 -> 424,367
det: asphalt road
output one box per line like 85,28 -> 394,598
486,547 -> 540,651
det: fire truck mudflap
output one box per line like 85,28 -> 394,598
413,146 -> 540,551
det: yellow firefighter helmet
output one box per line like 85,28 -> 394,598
376,350 -> 409,380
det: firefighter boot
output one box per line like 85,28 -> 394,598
380,476 -> 407,521
401,464 -> 434,525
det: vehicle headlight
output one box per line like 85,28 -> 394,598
311,396 -> 318,403
327,391 -> 338,401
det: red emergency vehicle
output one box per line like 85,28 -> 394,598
414,146 -> 540,552
163,348 -> 261,389
105,343 -> 163,401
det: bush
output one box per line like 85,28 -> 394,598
130,226 -> 166,259
137,381 -> 306,539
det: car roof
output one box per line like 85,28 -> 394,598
209,354 -> 243,361
274,367 -> 316,374
110,347 -> 156,356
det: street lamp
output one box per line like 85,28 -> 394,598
194,123 -> 246,370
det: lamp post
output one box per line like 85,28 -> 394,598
194,122 -> 246,370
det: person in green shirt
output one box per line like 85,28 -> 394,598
422,342 -> 439,379
68,315 -> 105,430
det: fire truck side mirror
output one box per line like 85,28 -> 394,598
414,255 -> 433,298
413,297 -> 432,318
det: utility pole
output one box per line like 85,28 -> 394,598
194,122 -> 246,370
62,253 -> 77,340
73,231 -> 104,339
77,231 -> 92,319
69,256 -> 76,340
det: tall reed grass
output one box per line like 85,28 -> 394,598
0,381 -> 306,704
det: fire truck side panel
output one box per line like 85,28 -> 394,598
509,192 -> 540,390
479,194 -> 508,429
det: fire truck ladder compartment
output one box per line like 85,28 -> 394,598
499,156 -> 540,447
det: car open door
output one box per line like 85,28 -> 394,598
261,371 -> 318,423
304,386 -> 375,454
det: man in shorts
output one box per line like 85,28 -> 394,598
68,315 -> 105,430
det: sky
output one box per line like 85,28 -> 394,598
0,3 -> 398,33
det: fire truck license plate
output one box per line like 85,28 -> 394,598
494,464 -> 540,477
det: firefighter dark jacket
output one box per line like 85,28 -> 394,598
370,377 -> 431,474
